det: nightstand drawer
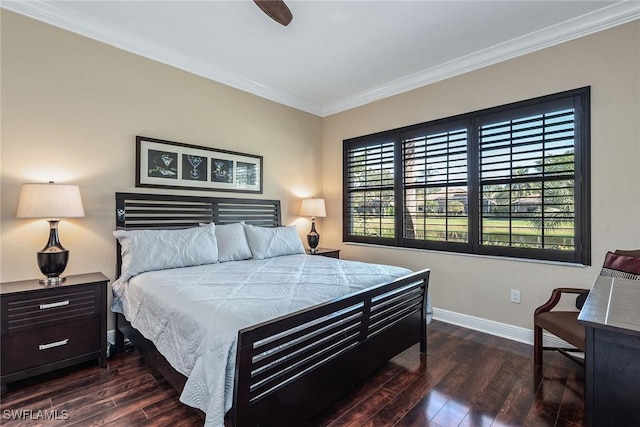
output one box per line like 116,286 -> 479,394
2,285 -> 100,335
1,317 -> 100,375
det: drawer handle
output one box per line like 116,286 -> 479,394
39,339 -> 69,350
39,300 -> 70,310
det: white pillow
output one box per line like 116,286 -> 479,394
243,224 -> 305,260
114,224 -> 218,282
214,222 -> 252,262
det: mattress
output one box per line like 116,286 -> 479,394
112,253 -> 428,427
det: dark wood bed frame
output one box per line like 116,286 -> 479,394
114,192 -> 430,427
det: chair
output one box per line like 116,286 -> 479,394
534,249 -> 640,366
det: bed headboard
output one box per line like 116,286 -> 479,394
115,192 -> 281,229
114,192 -> 282,277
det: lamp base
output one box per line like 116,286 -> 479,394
37,220 -> 69,285
39,276 -> 66,286
307,221 -> 320,251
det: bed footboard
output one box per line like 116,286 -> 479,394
232,269 -> 430,426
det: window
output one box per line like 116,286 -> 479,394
343,88 -> 591,264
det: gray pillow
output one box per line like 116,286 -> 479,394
215,222 -> 252,262
243,224 -> 305,260
114,223 -> 218,282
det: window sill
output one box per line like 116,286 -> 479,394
343,242 -> 587,268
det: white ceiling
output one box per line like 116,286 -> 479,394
3,1 -> 640,116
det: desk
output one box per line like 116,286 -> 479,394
578,275 -> 640,427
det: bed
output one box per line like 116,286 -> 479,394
112,192 -> 430,427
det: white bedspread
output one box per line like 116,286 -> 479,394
112,254 -> 427,427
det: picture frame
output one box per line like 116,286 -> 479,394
136,136 -> 263,193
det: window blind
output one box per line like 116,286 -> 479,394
343,87 -> 590,264
479,103 -> 576,252
402,127 -> 468,244
345,140 -> 396,242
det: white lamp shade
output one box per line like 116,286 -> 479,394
300,198 -> 326,218
17,183 -> 85,219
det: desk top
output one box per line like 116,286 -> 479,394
578,275 -> 640,334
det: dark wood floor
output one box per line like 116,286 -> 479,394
0,320 -> 584,426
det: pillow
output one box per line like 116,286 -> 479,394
214,222 -> 252,262
600,251 -> 640,280
114,223 -> 218,282
243,224 -> 305,260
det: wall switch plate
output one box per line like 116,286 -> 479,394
510,289 -> 521,304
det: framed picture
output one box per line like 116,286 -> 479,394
136,136 -> 263,193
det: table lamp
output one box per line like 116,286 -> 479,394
300,198 -> 326,253
16,182 -> 85,285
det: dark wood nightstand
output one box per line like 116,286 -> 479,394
1,272 -> 109,390
305,248 -> 340,259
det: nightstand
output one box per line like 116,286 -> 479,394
1,272 -> 108,390
306,248 -> 340,259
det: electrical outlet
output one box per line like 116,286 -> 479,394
510,289 -> 521,304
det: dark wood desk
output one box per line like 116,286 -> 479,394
578,275 -> 640,427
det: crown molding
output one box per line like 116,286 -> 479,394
3,1 -> 639,118
1,0 -> 323,116
322,1 -> 640,116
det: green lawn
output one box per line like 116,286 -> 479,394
351,216 -> 574,248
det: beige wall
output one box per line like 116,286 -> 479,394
0,11 -> 323,330
322,21 -> 640,329
2,10 -> 639,335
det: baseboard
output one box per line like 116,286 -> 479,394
432,307 -> 574,348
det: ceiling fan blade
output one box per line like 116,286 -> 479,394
254,0 -> 293,26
